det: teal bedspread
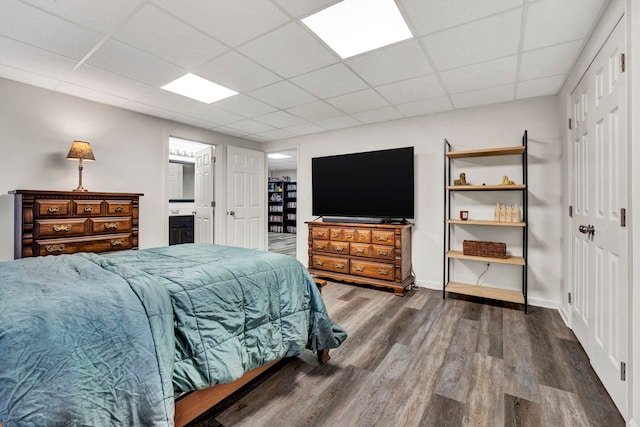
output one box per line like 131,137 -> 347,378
0,244 -> 346,426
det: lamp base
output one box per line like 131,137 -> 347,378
72,185 -> 89,192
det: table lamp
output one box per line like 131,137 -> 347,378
66,141 -> 95,192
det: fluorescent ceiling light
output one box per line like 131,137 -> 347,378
302,0 -> 413,59
268,153 -> 292,159
161,73 -> 237,104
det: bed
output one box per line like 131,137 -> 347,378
0,243 -> 346,426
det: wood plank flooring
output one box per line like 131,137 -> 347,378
188,284 -> 624,427
268,232 -> 297,258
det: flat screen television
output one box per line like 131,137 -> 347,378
312,147 -> 414,221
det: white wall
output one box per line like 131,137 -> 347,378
265,96 -> 562,307
0,77 -> 260,261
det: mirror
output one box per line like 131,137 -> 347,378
168,161 -> 195,202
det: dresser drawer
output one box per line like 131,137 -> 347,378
34,218 -> 88,238
372,230 -> 395,245
311,255 -> 349,274
106,200 -> 132,216
35,199 -> 72,217
329,241 -> 349,255
350,243 -> 395,261
310,227 -> 330,240
74,200 -> 103,216
351,260 -> 395,280
312,240 -> 330,252
35,233 -> 133,256
355,229 -> 371,243
90,217 -> 132,234
330,228 -> 356,241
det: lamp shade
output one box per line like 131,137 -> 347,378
66,141 -> 95,161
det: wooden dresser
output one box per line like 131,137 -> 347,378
11,190 -> 142,259
306,221 -> 413,295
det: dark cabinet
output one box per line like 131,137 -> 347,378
169,215 -> 194,245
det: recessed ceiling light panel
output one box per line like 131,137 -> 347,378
302,0 -> 413,59
161,73 -> 238,104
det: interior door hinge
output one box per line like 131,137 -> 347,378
621,361 -> 626,381
211,201 -> 216,208
569,205 -> 573,217
621,208 -> 626,227
213,156 -> 217,163
620,53 -> 626,73
568,292 -> 572,304
568,118 -> 572,130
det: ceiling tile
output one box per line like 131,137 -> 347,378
114,4 -> 227,69
516,74 -> 565,99
285,122 -> 326,135
326,89 -> 390,114
395,96 -> 453,117
440,55 -> 518,94
0,64 -> 59,89
519,40 -> 582,81
352,106 -> 403,124
185,103 -> 245,125
254,128 -> 296,141
85,39 -> 186,86
423,9 -> 522,71
0,1 -> 103,60
121,101 -> 179,120
272,0 -> 339,18
451,84 -> 515,109
523,0 -> 606,50
194,51 -> 281,92
172,115 -> 217,129
255,111 -> 306,128
376,74 -> 446,104
225,119 -> 275,134
211,125 -> 250,137
214,94 -> 277,117
291,63 -> 368,98
0,35 -> 77,79
151,0 -> 290,47
315,115 -> 361,130
249,80 -> 317,109
65,65 -> 154,100
346,40 -> 433,86
400,0 -> 523,35
286,101 -> 343,121
56,82 -> 129,107
239,23 -> 338,78
135,88 -> 206,113
19,0 -> 144,34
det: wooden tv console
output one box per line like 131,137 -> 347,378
306,221 -> 413,295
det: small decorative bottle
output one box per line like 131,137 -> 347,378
506,204 -> 513,222
494,203 -> 500,221
499,204 -> 506,222
513,203 -> 521,223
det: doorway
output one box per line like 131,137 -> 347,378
168,137 -> 215,245
267,148 -> 297,257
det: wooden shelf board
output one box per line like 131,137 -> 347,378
447,219 -> 526,227
446,146 -> 525,158
446,250 -> 525,265
447,184 -> 526,191
445,281 -> 525,304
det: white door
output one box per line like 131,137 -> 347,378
194,146 -> 215,244
570,19 -> 627,417
226,146 -> 265,250
167,162 -> 183,200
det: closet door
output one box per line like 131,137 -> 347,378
569,18 -> 628,417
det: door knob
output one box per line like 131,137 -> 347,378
229,210 -> 235,216
578,224 -> 595,237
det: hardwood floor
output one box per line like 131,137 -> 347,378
188,284 -> 624,427
268,232 -> 297,258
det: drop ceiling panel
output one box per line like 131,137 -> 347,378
239,23 -> 339,78
0,1 -> 103,60
0,35 -> 77,79
451,84 -> 515,109
284,122 -> 326,135
423,9 -> 522,71
173,115 -> 218,129
225,119 -> 275,134
516,75 -> 565,99
57,82 -> 129,107
440,56 -> 518,94
523,0 -> 606,51
255,111 -> 307,128
0,64 -> 59,89
151,0 -> 290,47
326,89 -> 390,114
346,40 -> 433,86
255,128 -> 296,141
184,103 -> 245,125
376,74 -> 446,104
194,51 -> 281,92
249,80 -> 317,109
121,101 -> 179,120
520,40 -> 583,81
353,106 -> 403,124
214,94 -> 278,118
291,63 -> 368,99
315,115 -> 361,130
114,4 -> 227,69
286,101 -> 343,121
395,96 -> 453,117
66,65 -> 153,100
85,39 -> 185,86
136,88 -> 206,113
400,0 -> 523,35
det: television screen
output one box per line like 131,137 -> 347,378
312,147 -> 414,220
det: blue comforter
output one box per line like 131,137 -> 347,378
0,244 -> 346,426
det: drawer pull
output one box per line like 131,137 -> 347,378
333,232 -> 339,237
378,268 -> 390,276
377,250 -> 389,256
84,206 -> 94,213
355,247 -> 365,254
315,260 -> 324,266
335,246 -> 345,252
315,231 -> 324,237
335,262 -> 345,269
346,233 -> 353,238
115,206 -> 124,213
376,236 -> 388,242
359,234 -> 367,239
45,244 -> 65,253
47,206 -> 60,213
53,224 -> 71,232
110,239 -> 125,246
104,222 -> 119,230
315,244 -> 325,250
